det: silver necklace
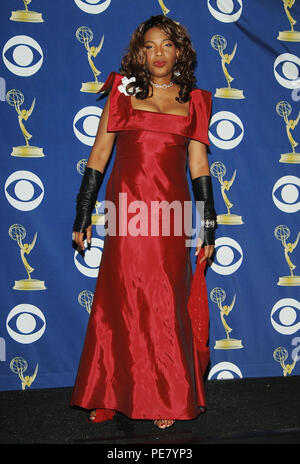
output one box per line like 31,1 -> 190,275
150,80 -> 174,89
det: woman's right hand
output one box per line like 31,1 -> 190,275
72,224 -> 92,252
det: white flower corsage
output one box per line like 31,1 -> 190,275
118,76 -> 141,96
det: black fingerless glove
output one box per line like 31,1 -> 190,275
192,175 -> 217,246
73,167 -> 103,233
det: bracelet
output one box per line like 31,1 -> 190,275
201,219 -> 216,228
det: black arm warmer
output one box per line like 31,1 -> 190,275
191,175 -> 217,246
73,167 -> 103,233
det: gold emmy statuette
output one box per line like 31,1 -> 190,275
78,290 -> 94,314
210,287 -> 243,349
77,160 -> 106,224
9,224 -> 46,290
273,347 -> 297,376
211,161 -> 243,225
10,0 -> 44,22
211,35 -> 245,99
276,101 -> 300,163
76,27 -> 105,93
158,0 -> 170,15
274,225 -> 300,286
10,357 -> 39,390
278,0 -> 300,42
6,89 -> 44,157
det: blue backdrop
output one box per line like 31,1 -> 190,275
1,0 -> 299,391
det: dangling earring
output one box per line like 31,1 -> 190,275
174,59 -> 181,77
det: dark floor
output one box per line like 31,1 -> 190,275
0,376 -> 299,446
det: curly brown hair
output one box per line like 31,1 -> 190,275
119,15 -> 197,103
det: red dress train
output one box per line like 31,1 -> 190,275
70,72 -> 211,422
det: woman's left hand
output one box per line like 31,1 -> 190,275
195,239 -> 214,263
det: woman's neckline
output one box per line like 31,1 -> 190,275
129,94 -> 192,119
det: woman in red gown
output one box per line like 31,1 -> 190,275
71,15 -> 216,430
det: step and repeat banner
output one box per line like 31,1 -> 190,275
0,0 -> 299,391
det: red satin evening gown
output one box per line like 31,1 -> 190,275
70,71 -> 212,422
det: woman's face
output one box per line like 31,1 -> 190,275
143,26 -> 179,79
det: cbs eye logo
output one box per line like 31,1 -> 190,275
208,361 -> 243,380
2,36 -> 43,77
274,53 -> 300,90
271,298 -> 300,335
272,175 -> 300,213
6,304 -> 46,344
209,111 -> 244,150
74,237 -> 104,277
5,171 -> 44,211
207,0 -> 243,23
73,106 -> 103,146
210,236 -> 243,275
73,0 -> 111,14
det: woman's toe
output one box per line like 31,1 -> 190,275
153,419 -> 175,429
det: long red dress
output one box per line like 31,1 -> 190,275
70,71 -> 211,422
